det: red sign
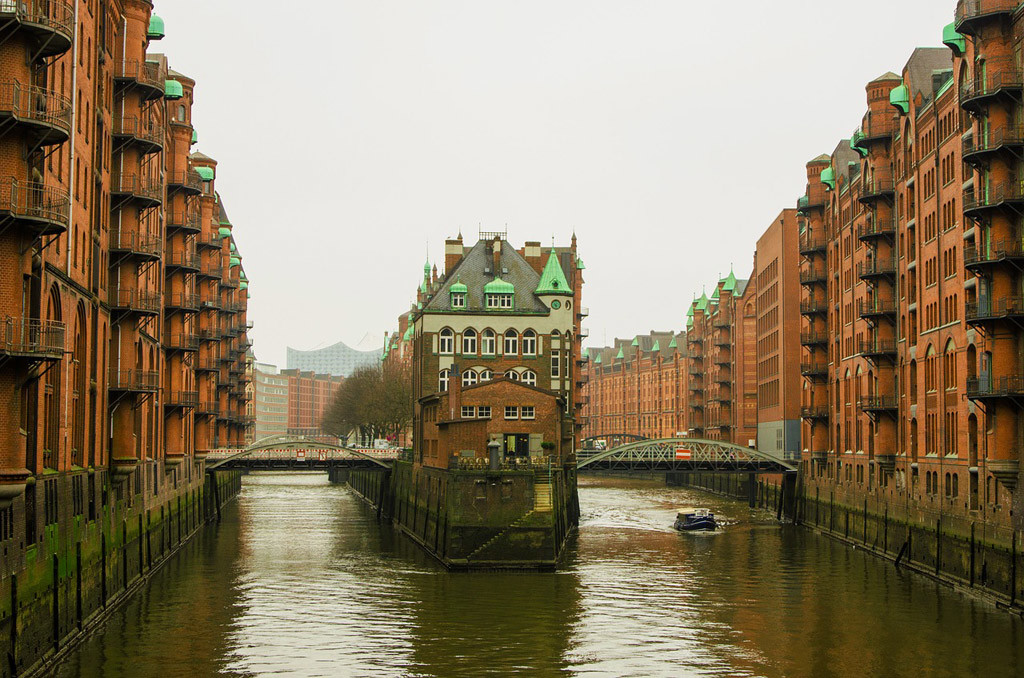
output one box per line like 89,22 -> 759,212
675,447 -> 692,460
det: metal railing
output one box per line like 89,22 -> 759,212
0,177 -> 70,227
799,235 -> 827,254
108,288 -> 161,313
112,114 -> 164,148
858,299 -> 898,316
167,169 -> 203,193
964,182 -> 1024,212
857,219 -> 896,240
800,331 -> 828,346
109,230 -> 161,258
964,240 -> 1024,265
966,296 -> 1024,320
857,337 -> 898,357
165,391 -> 199,408
0,0 -> 75,40
166,210 -> 202,231
963,125 -> 1024,158
861,116 -> 897,141
164,292 -> 199,310
860,175 -> 895,200
800,267 -> 827,284
164,334 -> 199,351
858,258 -> 896,278
858,395 -> 898,411
110,173 -> 162,202
956,0 -> 1020,29
164,250 -> 199,270
967,375 -> 1024,397
0,81 -> 71,135
108,368 -> 159,391
800,299 -> 829,315
801,406 -> 829,420
801,362 -> 828,377
114,59 -> 164,91
0,316 -> 64,357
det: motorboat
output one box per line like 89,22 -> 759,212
674,507 -> 717,531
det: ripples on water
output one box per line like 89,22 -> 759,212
55,473 -> 1023,678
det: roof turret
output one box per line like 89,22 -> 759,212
535,249 -> 573,295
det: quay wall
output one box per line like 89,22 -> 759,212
345,461 -> 579,570
0,467 -> 243,678
669,471 -> 1023,614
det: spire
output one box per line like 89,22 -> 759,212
535,248 -> 573,295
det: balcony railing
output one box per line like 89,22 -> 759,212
858,258 -> 896,279
955,0 -> 1020,32
114,59 -> 165,98
799,234 -> 827,255
964,240 -> 1024,268
857,337 -> 898,359
966,296 -> 1024,322
0,177 -> 70,233
108,368 -> 159,392
800,362 -> 828,378
166,210 -> 202,232
800,299 -> 829,315
800,267 -> 827,284
165,391 -> 199,408
109,230 -> 161,259
801,406 -> 829,420
857,219 -> 896,241
964,182 -> 1024,214
0,316 -> 64,359
859,175 -> 895,203
858,298 -> 898,318
164,292 -> 200,311
164,334 -> 199,352
166,169 -> 203,194
962,126 -> 1024,163
967,375 -> 1024,399
164,250 -> 200,271
858,395 -> 898,413
0,81 -> 72,142
110,173 -> 162,204
108,288 -> 161,314
112,114 -> 164,152
0,1 -> 75,56
861,116 -> 897,142
800,331 -> 828,347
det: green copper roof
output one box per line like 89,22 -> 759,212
449,277 -> 468,294
850,128 -> 868,158
581,348 -> 589,358
229,242 -> 237,253
423,258 -> 431,275
696,292 -> 709,311
687,305 -> 694,318
889,83 -> 910,114
594,354 -> 602,365
484,277 -> 515,294
722,268 -> 737,292
711,286 -> 720,300
615,348 -> 624,360
820,166 -> 836,191
229,256 -> 240,267
191,129 -> 198,145
240,273 -> 248,283
651,340 -> 660,352
629,337 -> 638,347
796,195 -> 809,213
535,250 -> 573,295
668,336 -> 678,348
418,280 -> 427,293
218,227 -> 231,238
943,23 -> 966,57
147,15 -> 165,40
239,281 -> 248,290
403,326 -> 414,341
576,257 -> 585,270
164,80 -> 183,100
195,166 -> 214,181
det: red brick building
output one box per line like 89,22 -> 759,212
280,368 -> 343,437
0,1 -> 251,568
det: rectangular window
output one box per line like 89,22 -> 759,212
551,350 -> 560,378
504,406 -> 519,420
486,294 -> 514,309
461,406 -> 476,418
521,406 -> 535,420
477,406 -> 491,419
451,292 -> 466,309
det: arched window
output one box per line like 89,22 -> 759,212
439,328 -> 454,354
944,339 -> 957,390
481,329 -> 496,355
480,369 -> 493,381
952,473 -> 959,498
522,330 -> 537,356
43,285 -> 62,469
71,304 -> 86,468
504,330 -> 518,355
438,369 -> 450,391
521,370 -> 537,386
462,369 -> 478,387
462,328 -> 477,355
505,370 -> 519,381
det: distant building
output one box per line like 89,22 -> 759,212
281,369 -> 344,436
286,340 -> 380,377
252,362 -> 289,442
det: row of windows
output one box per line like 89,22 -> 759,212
459,405 -> 535,420
439,328 -> 545,356
439,368 -> 538,390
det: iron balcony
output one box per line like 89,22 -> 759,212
967,375 -> 1024,400
799,235 -> 827,256
114,59 -> 165,101
800,362 -> 828,379
800,299 -> 829,316
110,173 -> 162,207
956,0 -> 1019,34
197,234 -> 223,250
966,296 -> 1024,324
0,317 -> 64,361
108,289 -> 161,316
858,258 -> 896,281
800,331 -> 828,347
858,395 -> 899,415
195,357 -> 220,372
164,251 -> 200,272
859,176 -> 895,204
860,116 -> 897,144
166,210 -> 202,233
713,314 -> 731,329
964,241 -> 1024,270
857,219 -> 896,241
858,298 -> 897,320
801,406 -> 829,421
164,293 -> 200,312
167,169 -> 204,195
800,267 -> 827,285
108,369 -> 159,392
112,114 -> 164,154
963,182 -> 1024,217
196,401 -> 218,416
109,231 -> 161,261
857,337 -> 898,360
165,391 -> 199,409
962,126 -> 1024,166
713,335 -> 731,347
0,81 -> 72,146
164,334 -> 200,352
0,178 -> 70,235
0,0 -> 75,58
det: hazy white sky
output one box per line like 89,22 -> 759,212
156,0 -> 953,364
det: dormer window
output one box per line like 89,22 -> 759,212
486,293 -> 513,309
451,292 -> 466,308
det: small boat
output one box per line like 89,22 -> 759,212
674,507 -> 717,531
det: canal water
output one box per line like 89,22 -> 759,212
54,474 -> 1022,678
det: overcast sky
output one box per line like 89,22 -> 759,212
157,0 -> 953,364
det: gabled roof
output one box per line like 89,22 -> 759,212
422,239 -> 547,313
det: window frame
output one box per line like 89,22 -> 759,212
438,369 -> 450,391
462,328 -> 477,354
439,328 -> 454,354
522,330 -> 537,356
504,405 -> 519,420
521,406 -> 535,420
504,330 -> 518,355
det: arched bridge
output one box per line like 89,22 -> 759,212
577,438 -> 797,474
205,435 -> 396,470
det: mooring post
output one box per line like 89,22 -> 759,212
748,473 -> 756,508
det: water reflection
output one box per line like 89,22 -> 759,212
57,474 -> 1022,678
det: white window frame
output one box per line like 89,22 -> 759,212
522,330 -> 537,356
462,328 -> 477,354
521,406 -> 535,420
461,405 -> 476,418
477,406 -> 492,419
505,370 -> 519,381
451,292 -> 466,309
439,328 -> 454,355
438,369 -> 450,391
480,369 -> 493,381
481,330 -> 496,355
487,293 -> 514,309
504,330 -> 518,355
551,350 -> 560,378
522,370 -> 537,386
462,369 -> 478,387
504,406 -> 519,420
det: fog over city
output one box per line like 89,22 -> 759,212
156,0 -> 952,364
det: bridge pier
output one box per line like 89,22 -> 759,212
327,467 -> 350,484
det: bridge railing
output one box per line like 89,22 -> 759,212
577,437 -> 797,473
205,446 -> 400,464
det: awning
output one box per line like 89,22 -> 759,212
195,166 -> 214,181
164,79 -> 183,100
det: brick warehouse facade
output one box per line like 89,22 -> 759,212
0,3 -> 250,672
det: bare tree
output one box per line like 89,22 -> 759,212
323,363 -> 412,444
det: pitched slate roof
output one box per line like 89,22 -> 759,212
423,239 -> 548,313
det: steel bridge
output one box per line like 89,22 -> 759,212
205,434 -> 395,471
577,437 -> 797,474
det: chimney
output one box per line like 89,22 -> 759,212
444,238 -> 464,274
523,240 -> 542,274
450,364 -> 462,419
492,237 -> 502,276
